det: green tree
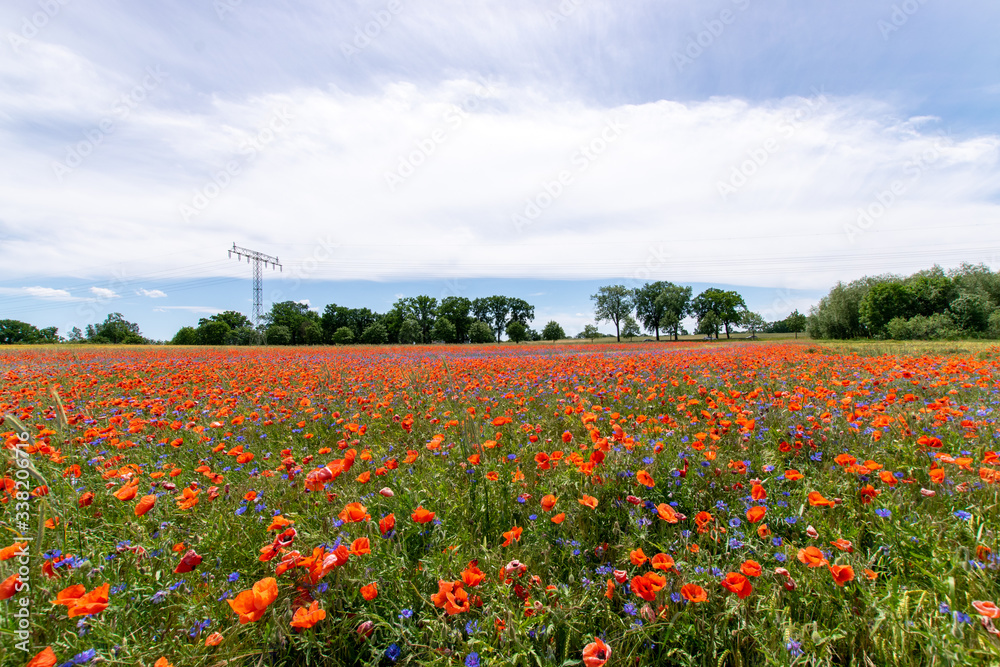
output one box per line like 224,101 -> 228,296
171,326 -> 198,345
432,317 -> 457,343
653,284 -> 692,341
634,281 -> 670,340
360,322 -> 389,345
201,310 -> 252,331
468,321 -> 495,344
785,310 -> 807,338
265,325 -> 291,345
196,320 -> 231,345
0,319 -> 41,344
740,311 -> 766,337
399,318 -> 421,344
859,282 -> 917,338
541,320 -> 565,342
225,327 -> 257,345
690,289 -> 746,339
264,301 -> 317,345
67,327 -> 84,342
437,297 -> 473,343
591,285 -> 634,342
948,293 -> 990,332
582,324 -> 601,342
505,320 -> 529,344
88,313 -> 145,344
332,326 -> 355,345
807,276 -> 886,339
696,311 -> 721,338
621,316 -> 641,341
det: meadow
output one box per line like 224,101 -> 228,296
2,341 -> 999,666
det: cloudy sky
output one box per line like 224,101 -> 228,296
1,0 -> 999,339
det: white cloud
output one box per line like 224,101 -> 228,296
0,286 -> 77,301
1,67 -> 998,290
90,287 -> 119,299
137,288 -> 167,298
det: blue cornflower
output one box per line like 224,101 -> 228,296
623,602 -> 638,616
939,602 -> 950,614
386,644 -> 401,662
729,518 -> 741,528
875,508 -> 892,518
956,611 -> 973,624
235,506 -> 247,516
228,572 -> 240,583
399,608 -> 413,620
954,510 -> 973,521
775,553 -> 787,563
785,516 -> 797,525
465,619 -> 479,635
465,653 -> 480,667
786,640 -> 803,657
772,536 -> 783,547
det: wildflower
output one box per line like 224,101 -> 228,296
582,637 -> 611,667
720,572 -> 752,599
361,582 -> 378,601
227,577 -> 278,624
680,583 -> 707,603
411,506 -> 436,523
291,600 -> 326,628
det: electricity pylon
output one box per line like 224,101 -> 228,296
228,244 -> 281,334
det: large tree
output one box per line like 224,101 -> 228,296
475,296 -> 535,343
87,313 -> 145,344
0,320 -> 45,344
591,285 -> 634,342
265,301 -> 319,345
541,320 -> 565,342
437,296 -> 473,343
653,284 -> 693,341
690,288 -> 746,339
633,281 -> 670,341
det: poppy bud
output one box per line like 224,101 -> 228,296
775,567 -> 790,577
613,569 -> 628,584
163,483 -> 176,491
920,488 -> 936,497
713,468 -> 722,477
356,621 -> 374,639
224,483 -> 230,496
833,497 -> 843,505
806,525 -> 818,539
379,487 -> 394,498
641,604 -> 655,622
783,578 -> 797,591
626,495 -> 643,506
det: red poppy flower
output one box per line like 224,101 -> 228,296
578,495 -> 599,509
656,503 -> 679,523
680,583 -> 707,603
134,494 -> 156,517
740,560 -> 762,577
360,582 -> 378,601
746,506 -> 766,523
582,637 -> 611,667
651,553 -> 675,572
291,600 -> 326,628
972,601 -> 1000,618
411,506 -> 435,523
540,494 -> 558,512
227,577 -> 278,624
721,572 -> 752,599
173,549 -> 203,574
501,526 -> 523,547
25,647 -> 58,667
339,502 -> 370,523
829,564 -> 855,586
797,546 -> 828,568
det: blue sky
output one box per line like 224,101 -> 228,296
1,0 -> 998,340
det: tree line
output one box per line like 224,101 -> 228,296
807,263 -> 1000,340
172,295 -> 541,346
590,282 -> 805,342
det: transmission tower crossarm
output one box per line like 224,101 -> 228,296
228,243 -> 282,334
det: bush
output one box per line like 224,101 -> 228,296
332,326 -> 355,345
361,322 -> 389,345
171,327 -> 198,345
989,311 -> 1000,339
469,321 -> 495,344
432,317 -> 456,343
266,325 -> 291,345
885,317 -> 913,340
948,293 -> 990,332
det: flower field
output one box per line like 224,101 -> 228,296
2,342 -> 1000,666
